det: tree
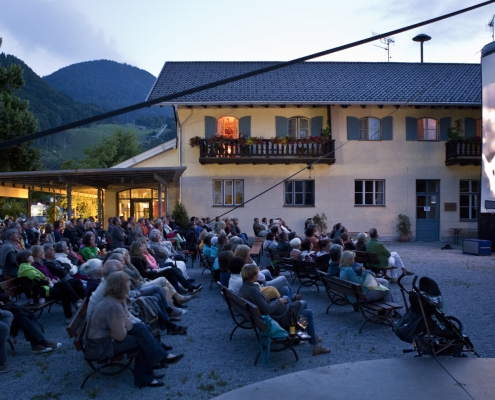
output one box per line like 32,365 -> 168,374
0,38 -> 41,171
172,201 -> 189,231
81,127 -> 141,168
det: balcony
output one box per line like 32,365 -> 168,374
445,139 -> 481,166
198,138 -> 336,165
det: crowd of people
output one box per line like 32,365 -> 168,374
0,214 -> 414,385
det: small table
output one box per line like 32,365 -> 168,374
449,228 -> 462,244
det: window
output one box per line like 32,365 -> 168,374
284,180 -> 314,206
288,117 -> 310,138
417,118 -> 438,140
359,117 -> 380,140
213,180 -> 243,206
355,180 -> 385,206
460,180 -> 479,220
217,116 -> 238,138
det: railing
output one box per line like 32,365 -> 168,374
445,139 -> 481,166
199,138 -> 335,165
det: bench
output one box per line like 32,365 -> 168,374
354,251 -> 396,280
268,249 -> 292,276
292,259 -> 323,294
219,284 -> 301,365
317,272 -> 402,334
249,237 -> 264,263
0,278 -> 57,333
66,297 -> 137,389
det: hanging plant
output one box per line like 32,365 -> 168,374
189,136 -> 203,147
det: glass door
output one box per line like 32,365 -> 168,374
131,200 -> 153,220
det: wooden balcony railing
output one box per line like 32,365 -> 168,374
445,139 -> 481,166
198,138 -> 335,165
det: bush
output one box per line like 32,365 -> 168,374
172,201 -> 189,231
312,213 -> 328,234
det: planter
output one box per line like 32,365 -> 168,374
398,235 -> 410,242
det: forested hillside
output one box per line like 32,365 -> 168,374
43,60 -> 173,126
0,53 -> 107,131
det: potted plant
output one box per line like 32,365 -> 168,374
189,136 -> 203,147
397,214 -> 412,242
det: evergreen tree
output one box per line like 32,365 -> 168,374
0,38 -> 41,171
172,201 -> 189,231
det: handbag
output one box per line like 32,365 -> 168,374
258,315 -> 288,365
83,314 -> 114,361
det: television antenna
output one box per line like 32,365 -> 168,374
372,32 -> 395,61
488,14 -> 495,41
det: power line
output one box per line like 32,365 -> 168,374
1,0 -> 494,151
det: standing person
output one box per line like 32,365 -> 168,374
366,228 -> 413,283
110,217 -> 126,250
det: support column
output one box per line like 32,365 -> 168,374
67,184 -> 72,220
158,184 -> 163,218
27,188 -> 32,218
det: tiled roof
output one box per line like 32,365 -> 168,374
147,61 -> 481,106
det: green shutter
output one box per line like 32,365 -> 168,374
439,117 -> 451,141
276,116 -> 288,137
464,118 -> 476,138
381,116 -> 393,140
239,116 -> 251,138
205,116 -> 216,139
311,116 -> 323,136
406,117 -> 417,141
347,117 -> 359,140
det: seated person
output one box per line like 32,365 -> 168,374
239,264 -> 330,356
327,244 -> 342,277
315,239 -> 331,270
227,257 -> 247,294
86,271 -> 184,388
289,238 -> 302,260
218,250 -> 234,287
263,232 -> 278,251
80,232 -> 99,261
202,234 -> 213,256
304,226 -> 319,252
341,232 -> 356,251
276,231 -> 291,253
253,218 -> 268,237
366,228 -> 412,283
355,232 -> 368,252
300,238 -> 316,262
339,251 -> 399,317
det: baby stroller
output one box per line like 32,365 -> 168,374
395,275 -> 479,357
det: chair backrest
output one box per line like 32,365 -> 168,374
354,251 -> 368,265
0,278 -> 24,298
244,301 -> 267,332
326,276 -> 359,299
66,297 -> 89,350
366,252 -> 380,265
222,286 -> 251,323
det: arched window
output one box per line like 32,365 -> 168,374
417,118 -> 438,140
288,117 -> 310,138
217,116 -> 238,138
359,117 -> 380,140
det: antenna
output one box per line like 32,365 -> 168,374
372,32 -> 395,61
488,14 -> 495,41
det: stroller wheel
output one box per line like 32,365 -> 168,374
446,316 -> 463,333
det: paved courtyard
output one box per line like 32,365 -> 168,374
2,241 -> 494,399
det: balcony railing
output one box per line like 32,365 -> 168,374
445,139 -> 481,166
198,138 -> 335,165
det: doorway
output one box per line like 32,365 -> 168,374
131,200 -> 152,220
416,179 -> 440,241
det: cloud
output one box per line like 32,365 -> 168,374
0,0 -> 124,75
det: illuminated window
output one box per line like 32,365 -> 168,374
217,117 -> 238,138
417,118 -> 438,140
213,180 -> 243,206
359,117 -> 380,140
288,117 -> 310,138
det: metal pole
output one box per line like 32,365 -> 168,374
158,184 -> 163,217
420,42 -> 424,63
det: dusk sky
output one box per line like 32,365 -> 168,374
1,0 -> 495,77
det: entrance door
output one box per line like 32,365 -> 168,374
131,200 -> 152,220
416,180 -> 439,241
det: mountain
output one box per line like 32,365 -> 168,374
43,60 -> 174,125
0,53 -> 107,131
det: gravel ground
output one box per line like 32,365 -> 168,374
2,241 -> 494,400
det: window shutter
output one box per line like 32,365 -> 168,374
205,116 -> 217,139
275,116 -> 288,137
346,116 -> 359,140
381,116 -> 393,140
464,117 -> 476,138
439,117 -> 451,141
239,116 -> 251,138
405,117 -> 417,141
311,116 -> 323,136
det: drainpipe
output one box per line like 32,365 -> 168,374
174,104 -> 182,202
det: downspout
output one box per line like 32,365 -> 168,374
174,104 -> 182,202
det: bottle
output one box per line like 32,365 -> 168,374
289,313 -> 296,337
